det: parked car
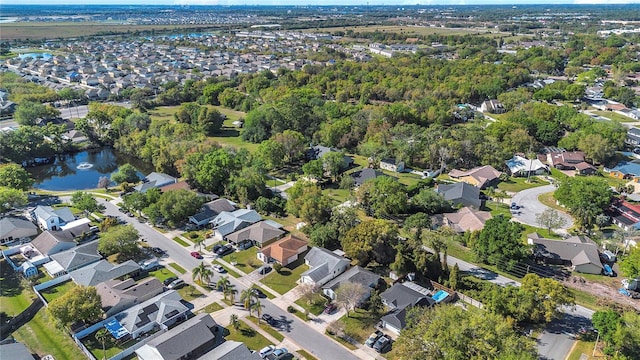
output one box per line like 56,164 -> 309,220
140,258 -> 160,271
259,345 -> 275,358
272,348 -> 288,357
261,313 -> 276,325
216,245 -> 234,256
152,247 -> 166,256
252,288 -> 267,298
238,240 -> 253,250
323,303 -> 338,314
257,265 -> 272,275
163,276 -> 178,286
190,251 -> 203,259
212,244 -> 222,253
510,202 -> 520,210
168,279 -> 185,290
373,335 -> 392,353
212,264 -> 226,273
365,330 -> 383,347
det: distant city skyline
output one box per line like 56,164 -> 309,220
4,0 -> 640,6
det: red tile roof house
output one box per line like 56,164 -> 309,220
546,151 -> 597,175
258,235 -> 308,266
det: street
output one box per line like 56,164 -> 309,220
511,185 -> 574,231
97,198 -> 361,360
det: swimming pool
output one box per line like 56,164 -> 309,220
432,289 -> 449,303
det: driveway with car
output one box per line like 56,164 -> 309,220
510,185 -> 573,230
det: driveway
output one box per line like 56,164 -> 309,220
510,185 -> 573,230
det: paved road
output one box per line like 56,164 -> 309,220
511,185 -> 573,230
97,198 -> 361,360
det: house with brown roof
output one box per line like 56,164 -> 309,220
258,235 -> 308,266
528,233 -> 603,274
441,207 -> 492,233
189,198 -> 236,227
225,220 -> 285,247
546,151 -> 597,175
448,165 -> 502,189
24,230 -> 76,258
96,277 -> 164,316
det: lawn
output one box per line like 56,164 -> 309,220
567,340 -> 598,360
252,284 -> 276,299
0,260 -> 35,316
497,176 -> 548,192
337,308 -> 380,344
226,319 -> 273,351
212,260 -> 242,278
176,285 -> 205,302
172,236 -> 190,247
40,280 -> 76,303
245,315 -> 285,342
295,293 -> 329,316
261,259 -> 309,295
168,263 -> 187,274
200,302 -> 224,313
537,192 -> 566,212
13,309 -> 86,360
592,110 -> 637,123
83,330 -> 139,360
297,349 -> 319,360
380,170 -> 423,187
183,230 -> 206,243
570,288 -> 606,312
322,186 -> 353,206
483,201 -> 511,217
222,247 -> 260,274
149,267 -> 177,283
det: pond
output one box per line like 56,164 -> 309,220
28,147 -> 154,191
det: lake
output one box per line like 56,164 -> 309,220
28,147 -> 154,191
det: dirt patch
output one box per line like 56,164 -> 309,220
564,275 -> 640,311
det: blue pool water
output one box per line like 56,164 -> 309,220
432,290 -> 449,303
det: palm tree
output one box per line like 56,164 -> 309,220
240,289 -> 255,316
251,298 -> 264,323
217,276 -> 231,300
95,329 -> 110,360
192,262 -> 212,285
225,284 -> 238,303
193,237 -> 205,252
229,314 -> 240,331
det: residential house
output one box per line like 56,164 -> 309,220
435,182 -> 482,209
480,99 -> 506,114
70,259 -> 141,286
0,341 -> 34,360
197,341 -> 261,360
134,172 -> 177,193
505,155 -> 549,177
604,161 -> 640,180
226,220 -> 285,247
24,230 -> 76,259
440,207 -> 492,233
189,199 -> 236,227
379,158 -> 405,173
609,199 -> 640,231
350,168 -> 386,187
115,290 -> 189,339
135,313 -> 225,360
97,277 -> 165,317
306,145 -> 354,170
210,209 -> 262,239
32,205 -> 75,230
626,127 -> 640,148
448,165 -> 502,189
0,217 -> 38,244
546,151 -> 597,175
43,240 -> 102,277
528,233 -> 603,274
322,266 -> 382,301
300,247 -> 350,286
380,282 -> 436,334
159,180 -> 192,193
258,235 -> 308,266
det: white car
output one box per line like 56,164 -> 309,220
212,264 -> 226,273
259,345 -> 275,358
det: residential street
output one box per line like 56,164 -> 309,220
511,185 -> 574,231
97,198 -> 364,360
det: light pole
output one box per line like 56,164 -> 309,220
592,329 -> 600,357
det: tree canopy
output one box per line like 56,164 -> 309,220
48,285 -> 103,328
98,224 -> 140,260
554,177 -> 613,231
619,245 -> 640,279
341,219 -> 398,266
111,164 -> 140,184
0,163 -> 33,191
473,215 -> 527,270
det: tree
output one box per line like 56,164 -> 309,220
192,262 -> 212,284
449,263 -> 460,290
334,281 -> 368,318
251,298 -> 264,323
240,289 -> 256,315
97,224 -> 140,259
48,285 -> 103,328
473,215 -> 527,270
272,262 -> 282,273
0,163 -> 33,191
257,139 -> 286,170
296,282 -> 318,306
367,289 -> 384,316
155,189 -> 204,227
322,151 -> 347,182
97,176 -> 110,190
71,191 -> 100,214
619,245 -> 640,278
592,310 -> 622,346
193,237 -> 205,252
535,209 -> 568,235
183,148 -> 238,195
394,305 -> 537,360
98,216 -> 118,232
14,101 -> 60,126
302,159 -> 324,180
356,176 -> 408,216
110,164 -> 140,184
197,107 -> 224,135
95,329 -> 111,360
229,314 -> 241,331
287,182 -> 332,225
579,134 -> 613,165
272,130 -> 306,163
0,186 -> 27,213
411,189 -> 451,215
341,219 -> 398,267
611,311 -> 640,359
404,213 -> 431,233
554,177 -> 613,231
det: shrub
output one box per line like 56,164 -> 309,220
273,263 -> 283,273
287,305 -> 297,313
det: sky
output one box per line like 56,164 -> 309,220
4,0 -> 640,5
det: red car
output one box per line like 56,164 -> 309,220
323,303 -> 338,314
190,251 -> 203,259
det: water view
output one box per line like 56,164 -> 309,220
28,147 -> 153,191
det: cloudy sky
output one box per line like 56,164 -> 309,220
5,0 -> 640,5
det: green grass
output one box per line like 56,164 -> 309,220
246,315 -> 285,342
567,340 -> 597,360
177,285 -> 205,302
212,260 -> 242,278
571,288 -> 605,312
168,263 -> 187,274
149,267 -> 178,283
251,284 -> 276,299
297,349 -> 319,360
261,260 -> 310,295
184,230 -> 205,242
322,186 -> 352,206
537,192 -> 566,212
326,331 -> 358,350
13,309 -> 86,360
592,110 -> 637,123
172,236 -> 190,247
226,320 -> 273,351
338,308 -> 379,343
295,293 -> 329,316
483,201 -> 511,217
40,280 -> 76,303
0,260 -> 35,316
200,302 -> 224,313
291,308 -> 311,321
497,176 -> 548,192
83,330 -> 138,360
222,247 -> 260,274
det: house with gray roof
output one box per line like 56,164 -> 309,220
380,282 -> 436,334
134,172 -> 177,193
210,209 -> 262,239
350,168 -> 386,187
528,233 -> 603,274
198,341 -> 261,360
70,259 -> 141,286
300,247 -> 350,286
135,313 -> 225,360
96,277 -> 165,317
322,265 -> 382,301
32,205 -> 76,230
306,145 -> 354,170
189,199 -> 236,227
435,182 -> 481,209
44,240 -> 102,276
116,290 -> 189,339
225,220 -> 285,247
0,341 -> 34,360
0,217 -> 38,244
27,230 -> 76,257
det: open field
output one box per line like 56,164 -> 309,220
14,309 -> 86,360
592,110 -> 637,123
1,22 -> 222,40
301,25 -> 513,39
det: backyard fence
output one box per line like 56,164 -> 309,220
0,297 -> 43,341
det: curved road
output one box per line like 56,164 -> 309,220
511,185 -> 573,231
